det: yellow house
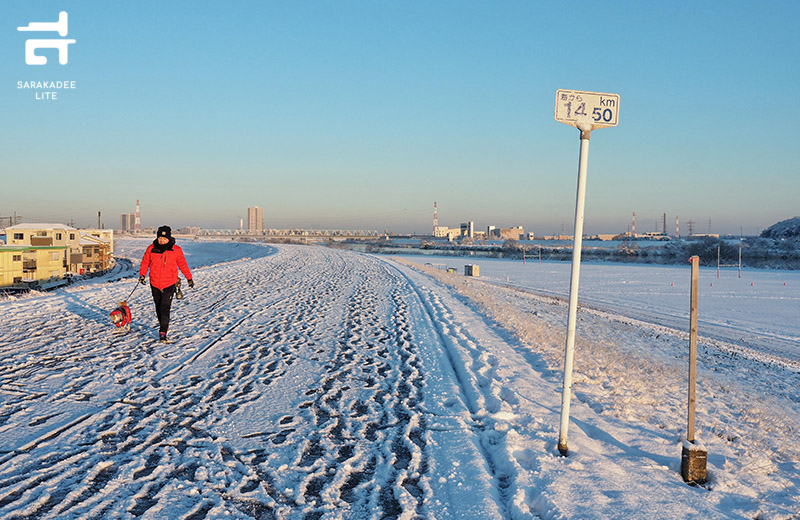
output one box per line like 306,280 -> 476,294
0,245 -> 68,290
5,223 -> 82,272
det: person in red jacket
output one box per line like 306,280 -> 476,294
139,225 -> 193,342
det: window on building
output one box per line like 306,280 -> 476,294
70,233 -> 76,240
56,233 -> 62,240
13,254 -> 21,261
13,233 -> 23,240
37,231 -> 47,237
51,252 -> 59,261
13,277 -> 22,283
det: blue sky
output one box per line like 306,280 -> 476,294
2,1 -> 798,235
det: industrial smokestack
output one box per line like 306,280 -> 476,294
433,201 -> 438,236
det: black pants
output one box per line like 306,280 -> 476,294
151,284 -> 176,334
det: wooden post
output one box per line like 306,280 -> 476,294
738,245 -> 742,278
688,255 -> 699,442
682,255 -> 707,484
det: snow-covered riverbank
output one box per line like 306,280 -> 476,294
1,241 -> 797,519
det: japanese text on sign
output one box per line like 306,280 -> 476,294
555,89 -> 619,130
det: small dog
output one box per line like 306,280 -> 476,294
109,301 -> 132,333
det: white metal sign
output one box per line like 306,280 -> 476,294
555,89 -> 619,130
554,87 -> 619,456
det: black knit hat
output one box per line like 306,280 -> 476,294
157,225 -> 172,238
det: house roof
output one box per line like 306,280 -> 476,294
6,223 -> 78,231
80,237 -> 109,246
80,232 -> 110,245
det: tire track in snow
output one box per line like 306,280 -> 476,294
385,259 -> 525,519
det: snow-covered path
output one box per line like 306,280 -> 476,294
1,242 -> 798,519
0,244 -> 509,519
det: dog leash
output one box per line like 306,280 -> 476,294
123,280 -> 139,302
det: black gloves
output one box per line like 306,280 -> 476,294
138,275 -> 192,288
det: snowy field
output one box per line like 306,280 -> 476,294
397,255 -> 800,367
0,239 -> 798,519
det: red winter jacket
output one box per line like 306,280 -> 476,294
139,242 -> 193,290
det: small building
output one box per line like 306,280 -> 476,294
641,232 -> 671,241
6,223 -> 79,247
499,226 -> 526,240
460,221 -> 475,239
487,226 -> 525,240
82,228 -> 114,253
5,223 -> 82,273
0,245 -> 68,290
464,264 -> 480,277
4,224 -> 114,276
80,232 -> 113,273
434,226 -> 462,241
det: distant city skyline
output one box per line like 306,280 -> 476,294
0,200 -> 782,238
2,2 -> 798,236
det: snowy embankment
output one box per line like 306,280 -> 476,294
0,241 -> 798,519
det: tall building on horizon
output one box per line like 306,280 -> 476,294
134,200 -> 141,234
247,206 -> 263,234
120,213 -> 135,232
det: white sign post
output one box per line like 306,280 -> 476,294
555,89 -> 619,456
